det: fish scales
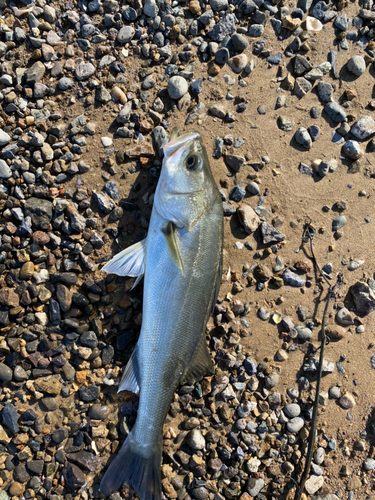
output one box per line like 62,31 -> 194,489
100,131 -> 223,499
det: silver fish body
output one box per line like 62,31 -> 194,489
100,131 -> 223,499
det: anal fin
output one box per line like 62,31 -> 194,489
102,239 -> 146,289
118,347 -> 140,394
181,334 -> 214,386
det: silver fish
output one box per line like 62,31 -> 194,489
99,131 -> 223,499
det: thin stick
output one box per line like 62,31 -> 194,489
293,223 -> 341,500
293,290 -> 330,500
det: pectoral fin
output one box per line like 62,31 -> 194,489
162,222 -> 184,274
118,346 -> 140,394
181,334 -> 214,385
102,239 -> 146,288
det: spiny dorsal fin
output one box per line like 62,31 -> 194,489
118,347 -> 140,394
181,334 -> 214,386
162,222 -> 184,275
102,239 -> 146,288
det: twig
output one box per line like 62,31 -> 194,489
293,290 -> 330,500
293,223 -> 342,500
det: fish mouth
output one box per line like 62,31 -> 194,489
163,131 -> 201,157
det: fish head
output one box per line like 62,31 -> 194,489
155,131 -> 217,230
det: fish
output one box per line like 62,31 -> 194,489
99,130 -> 223,499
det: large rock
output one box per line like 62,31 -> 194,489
25,197 -> 53,230
350,280 -> 375,316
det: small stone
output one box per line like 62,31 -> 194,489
228,54 -> 248,74
89,404 -> 111,420
284,403 -> 301,418
66,451 -> 100,472
261,223 -> 285,244
210,0 -> 228,11
117,26 -> 135,44
336,307 -> 354,325
215,47 -> 230,65
224,155 -> 245,172
282,269 -> 306,287
314,447 -> 326,465
9,483 -> 25,497
265,371 -> 279,388
0,363 -> 12,382
339,392 -> 356,409
351,116 -> 375,140
347,55 -> 366,76
187,429 -> 205,450
237,204 -> 260,233
231,33 -> 249,52
0,129 -> 11,147
229,185 -> 246,202
75,62 -> 95,81
168,76 -> 188,99
246,181 -> 260,195
52,427 -> 69,444
247,478 -> 264,497
80,385 -> 99,402
277,116 -> 295,132
364,458 -> 375,471
2,403 -> 19,434
325,102 -> 347,122
63,463 -> 87,490
305,475 -> 324,495
287,417 -> 304,433
208,14 -> 236,42
343,140 -> 363,160
295,127 -> 312,149
317,81 -> 333,102
332,215 -> 346,231
296,326 -> 312,341
0,159 -> 12,179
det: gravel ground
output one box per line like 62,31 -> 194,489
1,0 -> 375,499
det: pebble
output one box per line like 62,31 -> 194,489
325,102 -> 347,122
347,55 -> 366,76
187,429 -> 206,450
343,140 -> 363,160
0,362 -> 12,382
247,478 -> 264,497
117,26 -> 135,44
75,62 -> 95,81
286,416 -> 304,433
168,76 -> 189,99
364,458 -> 375,471
314,447 -> 326,465
0,129 -> 11,146
332,215 -> 347,231
283,403 -> 301,417
305,475 -> 324,495
294,127 -> 312,149
282,269 -> 306,287
228,54 -> 248,73
351,116 -> 375,140
339,392 -> 356,409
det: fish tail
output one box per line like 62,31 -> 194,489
99,430 -> 162,500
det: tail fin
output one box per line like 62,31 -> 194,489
99,431 -> 162,500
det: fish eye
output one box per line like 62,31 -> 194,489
186,154 -> 200,170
